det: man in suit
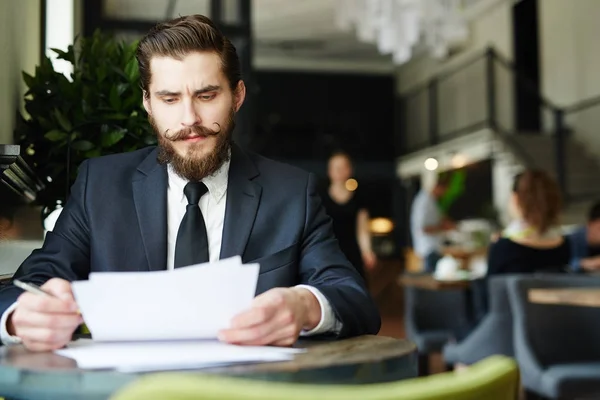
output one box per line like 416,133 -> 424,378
0,14 -> 380,351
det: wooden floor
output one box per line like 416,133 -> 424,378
368,258 -> 446,374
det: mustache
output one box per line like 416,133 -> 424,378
164,123 -> 222,141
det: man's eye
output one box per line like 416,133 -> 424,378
199,94 -> 216,101
163,98 -> 176,104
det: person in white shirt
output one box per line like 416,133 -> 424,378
410,175 -> 455,272
0,14 -> 380,352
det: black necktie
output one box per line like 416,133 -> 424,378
174,182 -> 209,268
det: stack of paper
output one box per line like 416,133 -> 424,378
56,339 -> 303,372
55,257 -> 303,371
71,256 -> 256,341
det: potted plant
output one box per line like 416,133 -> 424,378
14,30 -> 156,222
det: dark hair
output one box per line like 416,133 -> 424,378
588,201 -> 600,222
136,14 -> 241,98
512,169 -> 562,233
328,151 -> 353,165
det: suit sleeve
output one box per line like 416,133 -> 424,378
298,172 -> 381,338
0,160 -> 92,317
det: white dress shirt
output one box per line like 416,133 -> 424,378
1,159 -> 340,345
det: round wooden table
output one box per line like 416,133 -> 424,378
0,335 -> 417,400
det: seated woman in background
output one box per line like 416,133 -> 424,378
487,169 -> 571,275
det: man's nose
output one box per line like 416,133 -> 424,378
181,100 -> 200,127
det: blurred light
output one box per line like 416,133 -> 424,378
451,153 -> 468,168
370,218 -> 395,234
424,158 -> 439,171
46,176 -> 53,182
345,178 -> 358,191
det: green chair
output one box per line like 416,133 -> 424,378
110,355 -> 519,400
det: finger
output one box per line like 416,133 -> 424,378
13,309 -> 83,329
219,320 -> 276,344
252,290 -> 286,307
221,309 -> 296,345
233,324 -> 298,347
230,306 -> 276,329
22,338 -> 70,352
41,278 -> 75,300
17,292 -> 78,314
271,335 -> 298,347
17,327 -> 75,347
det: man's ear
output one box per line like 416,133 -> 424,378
233,81 -> 246,112
142,92 -> 151,115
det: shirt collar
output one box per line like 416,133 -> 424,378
167,157 -> 230,204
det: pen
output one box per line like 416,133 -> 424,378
13,279 -> 81,314
13,280 -> 56,297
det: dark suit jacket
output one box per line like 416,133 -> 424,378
0,145 -> 380,339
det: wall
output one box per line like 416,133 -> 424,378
395,0 -> 513,95
540,0 -> 600,158
540,0 -> 600,106
397,0 -> 515,147
0,0 -> 41,144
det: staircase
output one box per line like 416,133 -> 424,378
501,134 -> 600,224
397,46 -> 600,225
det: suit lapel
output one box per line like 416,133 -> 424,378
220,144 -> 262,259
132,148 -> 168,271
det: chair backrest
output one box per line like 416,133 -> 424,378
508,274 -> 600,366
487,275 -> 519,314
448,276 -> 517,364
404,286 -> 469,334
110,355 -> 520,400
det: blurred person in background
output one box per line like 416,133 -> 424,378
568,201 -> 600,272
487,169 -> 570,275
410,173 -> 455,273
322,152 -> 376,282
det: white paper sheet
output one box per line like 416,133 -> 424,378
55,339 -> 303,371
71,256 -> 259,341
58,257 -> 305,371
87,256 -> 243,283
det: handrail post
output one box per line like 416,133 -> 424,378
486,47 -> 497,131
429,79 -> 438,145
554,109 -> 567,198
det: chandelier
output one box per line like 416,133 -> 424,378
334,0 -> 470,65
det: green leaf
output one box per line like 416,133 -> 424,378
44,130 -> 68,142
97,65 -> 107,83
22,72 -> 35,88
101,129 -> 126,148
50,47 -> 74,63
53,108 -> 72,132
110,66 -> 129,81
123,96 -> 141,111
84,149 -> 102,158
104,113 -> 128,120
109,85 -> 122,110
70,140 -> 95,151
116,83 -> 129,96
124,59 -> 138,81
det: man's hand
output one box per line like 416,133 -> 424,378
218,287 -> 322,347
8,278 -> 82,352
441,219 -> 457,231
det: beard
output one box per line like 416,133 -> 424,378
153,109 -> 235,182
